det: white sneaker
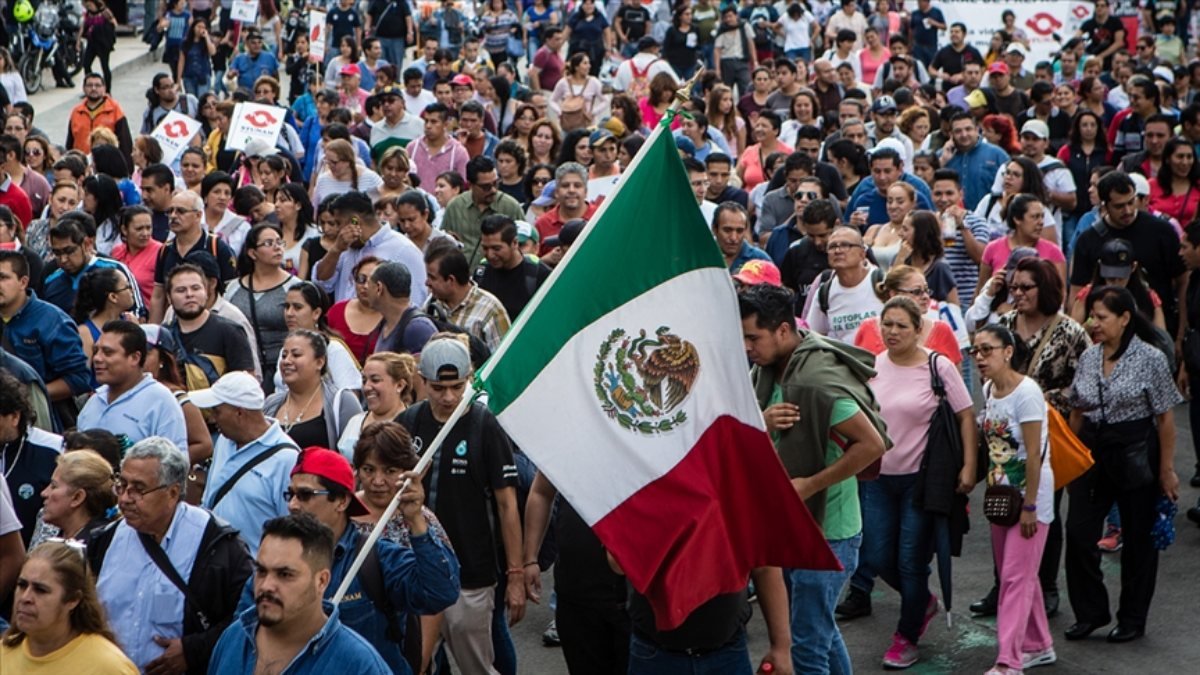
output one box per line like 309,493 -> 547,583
1022,647 -> 1057,669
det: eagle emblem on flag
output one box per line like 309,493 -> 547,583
594,326 -> 700,435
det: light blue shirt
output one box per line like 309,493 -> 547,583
77,374 -> 187,450
97,502 -> 209,671
316,226 -> 429,305
201,421 -> 298,557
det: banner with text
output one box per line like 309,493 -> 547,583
939,1 -> 1094,66
151,112 -> 203,165
227,102 -> 286,152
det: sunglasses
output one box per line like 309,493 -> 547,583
284,488 -> 332,502
1009,282 -> 1038,293
793,190 -> 820,201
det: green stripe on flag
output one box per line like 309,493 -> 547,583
479,127 -> 726,414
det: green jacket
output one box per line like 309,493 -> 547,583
751,329 -> 892,525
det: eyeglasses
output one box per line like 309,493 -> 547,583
165,207 -> 198,216
256,238 -> 284,249
794,190 -> 820,201
284,488 -> 332,502
896,285 -> 930,297
967,344 -> 1001,357
50,244 -> 80,257
473,181 -> 498,192
355,274 -> 373,284
825,242 -> 863,251
1009,282 -> 1038,293
111,285 -> 131,294
113,478 -> 171,500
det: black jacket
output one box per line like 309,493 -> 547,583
88,512 -> 253,675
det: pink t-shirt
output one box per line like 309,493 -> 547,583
981,236 -> 1066,273
111,239 -> 162,307
871,350 -> 974,475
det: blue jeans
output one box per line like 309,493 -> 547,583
859,474 -> 933,642
785,48 -> 811,62
789,533 -> 860,674
378,37 -> 407,71
628,630 -> 752,675
183,76 -> 210,97
492,578 -> 517,675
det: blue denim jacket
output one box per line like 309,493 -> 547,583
208,601 -> 391,675
237,522 -> 460,674
1,292 -> 90,396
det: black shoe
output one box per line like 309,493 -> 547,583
1107,624 -> 1145,643
835,586 -> 872,620
1065,621 -> 1108,640
1188,506 -> 1200,525
969,587 -> 998,616
1043,590 -> 1060,618
1190,472 -> 1200,488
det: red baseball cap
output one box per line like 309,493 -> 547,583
733,260 -> 782,287
987,62 -> 1010,76
451,73 -> 474,88
291,447 -> 370,517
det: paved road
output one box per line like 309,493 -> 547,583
511,407 -> 1200,674
27,44 -> 1200,675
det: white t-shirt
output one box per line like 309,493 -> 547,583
780,14 -> 815,51
313,168 -> 384,206
982,376 -> 1054,523
986,155 -> 1075,238
803,267 -> 884,343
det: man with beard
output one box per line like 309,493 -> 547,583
150,190 -> 238,322
314,190 -> 428,304
211,513 -> 391,673
226,449 -> 460,674
781,198 -> 838,313
165,262 -> 257,390
65,72 -> 133,158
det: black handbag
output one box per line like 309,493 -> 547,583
1091,378 -> 1157,492
1183,328 -> 1200,372
983,485 -> 1023,527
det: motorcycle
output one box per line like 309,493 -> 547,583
18,0 -> 83,94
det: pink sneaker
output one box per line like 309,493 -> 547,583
882,632 -> 919,669
918,592 -> 939,639
1098,528 -> 1123,552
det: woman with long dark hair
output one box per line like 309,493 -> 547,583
1065,286 -> 1181,643
558,128 -> 592,166
565,0 -> 611,77
527,118 -> 561,167
975,158 -> 1052,239
663,4 -> 700,80
73,267 -> 135,367
225,223 -> 300,394
550,52 -> 604,129
201,171 -> 250,256
110,205 -> 159,307
523,162 -> 555,212
178,17 -> 216,96
262,329 -> 362,448
978,193 -> 1067,300
1057,110 -> 1110,242
1149,136 -> 1200,224
898,210 -> 959,305
973,323 -> 1055,675
1077,76 -> 1119,127
1,542 -> 136,672
1069,239 -> 1166,330
278,281 -> 361,393
81,173 -> 125,256
827,138 -> 868,203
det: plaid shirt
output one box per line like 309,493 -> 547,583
426,282 -> 511,351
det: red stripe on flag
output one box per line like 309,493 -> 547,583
592,415 -> 842,631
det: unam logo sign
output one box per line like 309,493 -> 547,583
1026,12 -> 1063,36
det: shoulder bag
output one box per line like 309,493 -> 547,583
207,443 -> 298,510
137,527 -> 213,630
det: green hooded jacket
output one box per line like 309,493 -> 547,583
751,329 -> 892,526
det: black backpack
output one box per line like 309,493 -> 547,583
817,267 -> 885,313
399,306 -> 492,369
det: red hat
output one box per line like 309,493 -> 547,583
291,447 -> 370,517
451,73 -> 474,88
987,62 -> 1010,76
339,63 -> 361,77
732,259 -> 782,287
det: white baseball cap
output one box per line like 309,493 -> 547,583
188,371 -> 266,409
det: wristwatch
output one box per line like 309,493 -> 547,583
1022,504 -> 1037,512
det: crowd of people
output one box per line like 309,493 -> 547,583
1,0 -> 1200,674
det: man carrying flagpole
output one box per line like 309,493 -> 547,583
333,70 -> 842,674
740,283 -> 890,673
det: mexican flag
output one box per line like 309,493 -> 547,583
476,125 -> 840,630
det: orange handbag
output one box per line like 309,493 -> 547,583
1047,404 -> 1094,490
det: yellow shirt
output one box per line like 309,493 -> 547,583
0,633 -> 137,675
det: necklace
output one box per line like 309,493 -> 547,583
1,436 -> 25,479
280,388 -> 321,432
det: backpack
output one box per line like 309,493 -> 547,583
818,267 -> 885,313
443,9 -> 464,46
750,11 -> 773,48
400,306 -> 493,368
626,57 -> 658,100
167,320 -> 222,391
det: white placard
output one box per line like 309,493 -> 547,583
231,0 -> 259,23
151,111 -> 203,166
938,1 -> 1095,66
308,11 -> 327,63
226,102 -> 287,152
